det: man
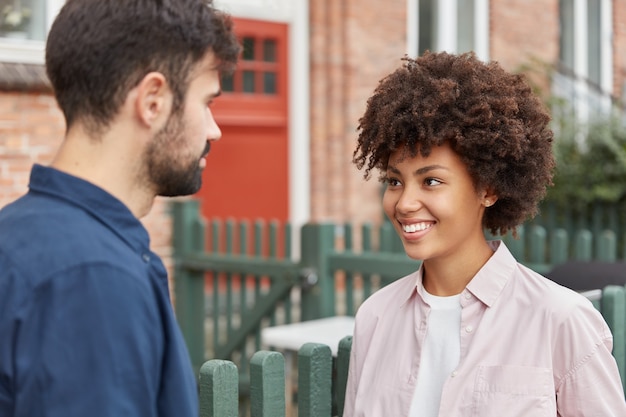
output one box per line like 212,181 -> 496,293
0,0 -> 240,415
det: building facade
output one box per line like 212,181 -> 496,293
1,0 -> 625,279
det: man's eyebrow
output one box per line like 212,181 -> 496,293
387,164 -> 449,175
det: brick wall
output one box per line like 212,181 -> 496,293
490,0 -> 559,94
0,91 -> 64,208
309,0 -> 407,227
0,89 -> 176,296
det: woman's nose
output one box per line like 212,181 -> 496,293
395,189 -> 422,214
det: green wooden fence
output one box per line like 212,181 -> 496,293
533,201 -> 626,256
196,286 -> 626,416
199,338 -> 352,417
172,199 -> 626,410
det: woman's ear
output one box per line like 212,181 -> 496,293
481,188 -> 498,208
134,72 -> 173,129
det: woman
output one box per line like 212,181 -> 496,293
343,51 -> 626,417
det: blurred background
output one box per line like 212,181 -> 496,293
1,0 -> 625,274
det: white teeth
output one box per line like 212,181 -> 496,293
402,222 -> 432,233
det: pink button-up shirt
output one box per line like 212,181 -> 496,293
343,241 -> 626,416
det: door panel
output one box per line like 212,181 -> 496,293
196,18 -> 289,222
202,125 -> 288,221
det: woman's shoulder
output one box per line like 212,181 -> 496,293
355,270 -> 421,318
513,262 -> 606,329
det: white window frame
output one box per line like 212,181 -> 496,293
553,0 -> 613,121
406,0 -> 489,61
0,0 -> 64,64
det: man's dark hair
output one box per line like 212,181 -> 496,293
45,0 -> 241,134
353,51 -> 555,236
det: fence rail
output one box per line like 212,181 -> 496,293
172,200 -> 626,412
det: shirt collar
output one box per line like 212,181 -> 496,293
399,240 -> 515,307
28,164 -> 151,253
400,268 -> 423,306
465,240 -> 516,307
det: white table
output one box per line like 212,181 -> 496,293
261,316 -> 355,356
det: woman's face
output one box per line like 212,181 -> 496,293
383,142 -> 492,265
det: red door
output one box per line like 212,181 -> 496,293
197,18 -> 289,222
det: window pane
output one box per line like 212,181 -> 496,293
419,0 -> 437,55
263,71 -> 276,94
0,0 -> 46,41
457,0 -> 475,53
587,0 -> 601,85
221,73 -> 234,92
242,70 -> 255,93
242,37 -> 255,61
559,0 -> 575,70
263,39 -> 276,62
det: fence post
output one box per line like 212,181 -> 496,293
503,226 -> 525,261
600,285 -> 626,391
300,223 -> 336,320
199,360 -> 239,417
298,343 -> 333,417
597,230 -> 617,262
574,229 -> 593,261
550,228 -> 569,265
528,225 -> 546,264
250,351 -> 286,417
335,336 -> 353,417
172,200 -> 206,372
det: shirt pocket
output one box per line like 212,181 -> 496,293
472,365 -> 555,417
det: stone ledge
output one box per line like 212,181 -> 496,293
0,61 -> 51,92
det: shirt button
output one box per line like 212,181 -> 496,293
465,325 -> 473,333
464,292 -> 471,300
142,253 -> 150,263
451,370 -> 458,377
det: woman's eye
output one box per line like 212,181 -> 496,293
425,178 -> 442,186
384,177 -> 401,187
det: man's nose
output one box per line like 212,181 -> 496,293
206,108 -> 222,141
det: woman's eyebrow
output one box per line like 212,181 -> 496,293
387,164 -> 449,175
413,164 -> 449,176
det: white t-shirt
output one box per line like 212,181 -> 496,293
409,291 -> 462,417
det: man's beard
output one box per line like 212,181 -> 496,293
144,112 -> 209,197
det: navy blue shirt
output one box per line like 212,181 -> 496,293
0,165 -> 198,417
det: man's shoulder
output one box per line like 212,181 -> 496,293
0,193 -> 140,286
1,193 -> 105,248
0,191 -> 93,230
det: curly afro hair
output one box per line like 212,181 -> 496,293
353,51 -> 555,236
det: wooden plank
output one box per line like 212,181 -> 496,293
328,252 -> 421,279
215,278 -> 294,359
199,360 -> 239,417
182,253 -> 300,277
335,336 -> 352,417
250,351 -> 285,417
298,343 -> 332,417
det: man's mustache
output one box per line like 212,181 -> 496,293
202,142 -> 211,158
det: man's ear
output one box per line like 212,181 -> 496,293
134,72 -> 172,129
